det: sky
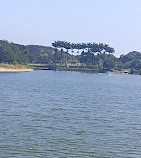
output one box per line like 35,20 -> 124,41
0,0 -> 141,57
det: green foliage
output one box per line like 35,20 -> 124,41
52,41 -> 115,54
17,44 -> 72,65
76,51 -> 117,70
0,40 -> 29,64
99,54 -> 117,69
51,41 -> 115,70
119,51 -> 141,63
119,51 -> 141,70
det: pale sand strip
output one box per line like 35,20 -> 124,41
0,68 -> 34,72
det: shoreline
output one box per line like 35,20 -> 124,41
0,68 -> 34,72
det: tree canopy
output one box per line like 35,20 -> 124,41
0,40 -> 28,64
52,41 -> 115,54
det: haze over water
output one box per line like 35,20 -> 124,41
0,71 -> 141,157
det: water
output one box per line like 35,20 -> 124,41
0,70 -> 141,158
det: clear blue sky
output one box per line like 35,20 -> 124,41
0,0 -> 141,56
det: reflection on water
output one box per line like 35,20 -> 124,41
0,70 -> 141,157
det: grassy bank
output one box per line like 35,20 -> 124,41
0,63 -> 31,69
0,63 -> 33,72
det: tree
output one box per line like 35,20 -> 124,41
0,40 -> 29,64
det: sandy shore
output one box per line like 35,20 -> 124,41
0,68 -> 34,72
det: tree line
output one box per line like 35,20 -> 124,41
52,41 -> 115,70
1,40 -> 141,73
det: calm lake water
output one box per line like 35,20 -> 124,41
0,70 -> 141,158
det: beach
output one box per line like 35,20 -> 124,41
0,68 -> 34,72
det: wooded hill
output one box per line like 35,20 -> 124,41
0,40 -> 73,65
0,40 -> 141,73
